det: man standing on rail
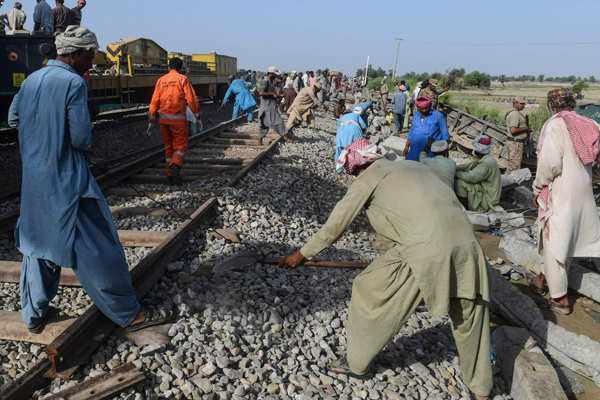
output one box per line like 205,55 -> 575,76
33,0 -> 53,33
281,138 -> 492,400
505,96 -> 531,173
148,57 -> 200,185
8,26 -> 167,335
258,66 -> 289,146
222,75 -> 256,122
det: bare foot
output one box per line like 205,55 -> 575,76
128,309 -> 146,327
282,136 -> 292,142
533,273 -> 546,290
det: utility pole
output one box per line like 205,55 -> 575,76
363,56 -> 370,86
392,38 -> 403,79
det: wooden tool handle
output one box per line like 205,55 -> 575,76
263,258 -> 368,269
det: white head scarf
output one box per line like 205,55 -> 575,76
353,106 -> 363,115
55,26 -> 99,56
472,135 -> 493,154
431,140 -> 448,153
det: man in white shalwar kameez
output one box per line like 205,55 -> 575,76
531,88 -> 600,315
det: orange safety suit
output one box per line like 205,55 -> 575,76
149,70 -> 200,175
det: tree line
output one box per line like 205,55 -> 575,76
355,66 -> 596,90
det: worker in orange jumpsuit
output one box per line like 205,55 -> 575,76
148,57 -> 200,185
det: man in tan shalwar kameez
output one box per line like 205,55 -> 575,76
281,138 -> 492,400
531,88 -> 600,315
285,83 -> 328,133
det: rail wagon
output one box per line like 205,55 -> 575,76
1,34 -> 237,123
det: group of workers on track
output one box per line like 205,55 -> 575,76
6,25 -> 600,400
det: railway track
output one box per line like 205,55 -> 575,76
0,114 -> 283,399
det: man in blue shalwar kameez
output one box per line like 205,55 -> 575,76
8,26 -> 163,334
334,105 -> 367,166
223,75 -> 256,122
352,100 -> 374,127
403,96 -> 450,161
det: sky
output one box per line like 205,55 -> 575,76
7,0 -> 599,77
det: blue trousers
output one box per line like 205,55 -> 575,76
233,103 -> 253,122
393,112 -> 405,134
20,198 -> 140,328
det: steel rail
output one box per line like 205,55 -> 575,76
0,111 -> 282,400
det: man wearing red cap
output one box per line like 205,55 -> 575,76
455,135 -> 502,212
403,96 -> 449,161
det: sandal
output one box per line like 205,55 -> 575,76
328,358 -> 372,380
528,279 -> 548,297
125,308 -> 172,333
549,299 -> 572,316
28,306 -> 60,334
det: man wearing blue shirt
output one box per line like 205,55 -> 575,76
353,100 -> 373,127
335,105 -> 367,165
391,84 -> 408,134
9,27 -> 164,334
403,96 -> 450,161
33,0 -> 53,33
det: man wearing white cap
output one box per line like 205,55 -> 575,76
454,135 -> 502,212
285,83 -> 328,134
8,26 -> 165,334
419,140 -> 456,188
258,66 -> 288,145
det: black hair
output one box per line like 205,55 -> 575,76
169,57 -> 183,71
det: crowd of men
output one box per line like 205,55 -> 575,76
5,23 -> 600,400
0,0 -> 86,34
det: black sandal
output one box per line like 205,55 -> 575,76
328,359 -> 372,380
125,308 -> 172,333
549,299 -> 572,316
528,279 -> 548,296
28,306 -> 60,334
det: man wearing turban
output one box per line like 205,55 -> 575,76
8,27 -> 165,334
403,96 -> 450,161
454,135 -> 502,212
530,88 -> 600,315
281,138 -> 493,400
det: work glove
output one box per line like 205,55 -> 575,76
146,122 -> 154,137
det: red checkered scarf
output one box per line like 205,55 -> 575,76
335,138 -> 382,175
537,111 -> 600,165
536,111 -> 600,242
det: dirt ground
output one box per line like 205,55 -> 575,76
476,232 -> 600,400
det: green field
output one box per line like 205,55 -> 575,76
442,81 -> 600,135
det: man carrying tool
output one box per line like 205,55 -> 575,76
258,66 -> 289,146
281,138 -> 492,400
285,83 -> 328,134
505,96 -> 531,173
148,57 -> 200,185
222,74 -> 256,122
8,27 -> 167,335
